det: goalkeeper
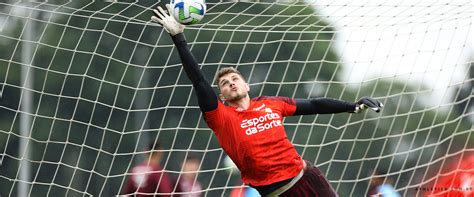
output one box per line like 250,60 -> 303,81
151,5 -> 383,197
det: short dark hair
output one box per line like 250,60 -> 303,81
215,67 -> 246,88
184,153 -> 200,162
372,169 -> 387,176
148,141 -> 162,151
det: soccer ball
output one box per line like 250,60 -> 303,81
171,0 -> 206,25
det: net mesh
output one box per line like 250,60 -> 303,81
0,0 -> 472,196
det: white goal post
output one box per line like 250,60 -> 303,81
0,0 -> 472,196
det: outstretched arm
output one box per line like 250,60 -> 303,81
171,33 -> 218,112
151,5 -> 218,112
294,97 -> 383,115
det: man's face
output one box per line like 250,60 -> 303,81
218,73 -> 250,102
183,160 -> 200,178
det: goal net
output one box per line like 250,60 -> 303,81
0,0 -> 472,196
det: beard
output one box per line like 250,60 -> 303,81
226,91 -> 248,102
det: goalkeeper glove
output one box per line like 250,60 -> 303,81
354,97 -> 383,113
151,4 -> 184,36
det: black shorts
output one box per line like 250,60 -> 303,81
279,161 -> 338,197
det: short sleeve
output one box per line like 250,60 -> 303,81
252,96 -> 297,116
203,101 -> 228,131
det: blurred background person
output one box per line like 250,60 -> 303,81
175,154 -> 203,197
224,156 -> 261,197
368,169 -> 400,197
123,141 -> 174,196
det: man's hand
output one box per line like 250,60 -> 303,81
354,97 -> 383,113
151,4 -> 184,36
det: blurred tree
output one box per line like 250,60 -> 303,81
453,58 -> 473,122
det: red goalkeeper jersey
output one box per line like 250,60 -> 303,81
204,96 -> 304,186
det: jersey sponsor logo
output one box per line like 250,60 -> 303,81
265,108 -> 272,113
240,108 -> 282,135
253,104 -> 266,111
